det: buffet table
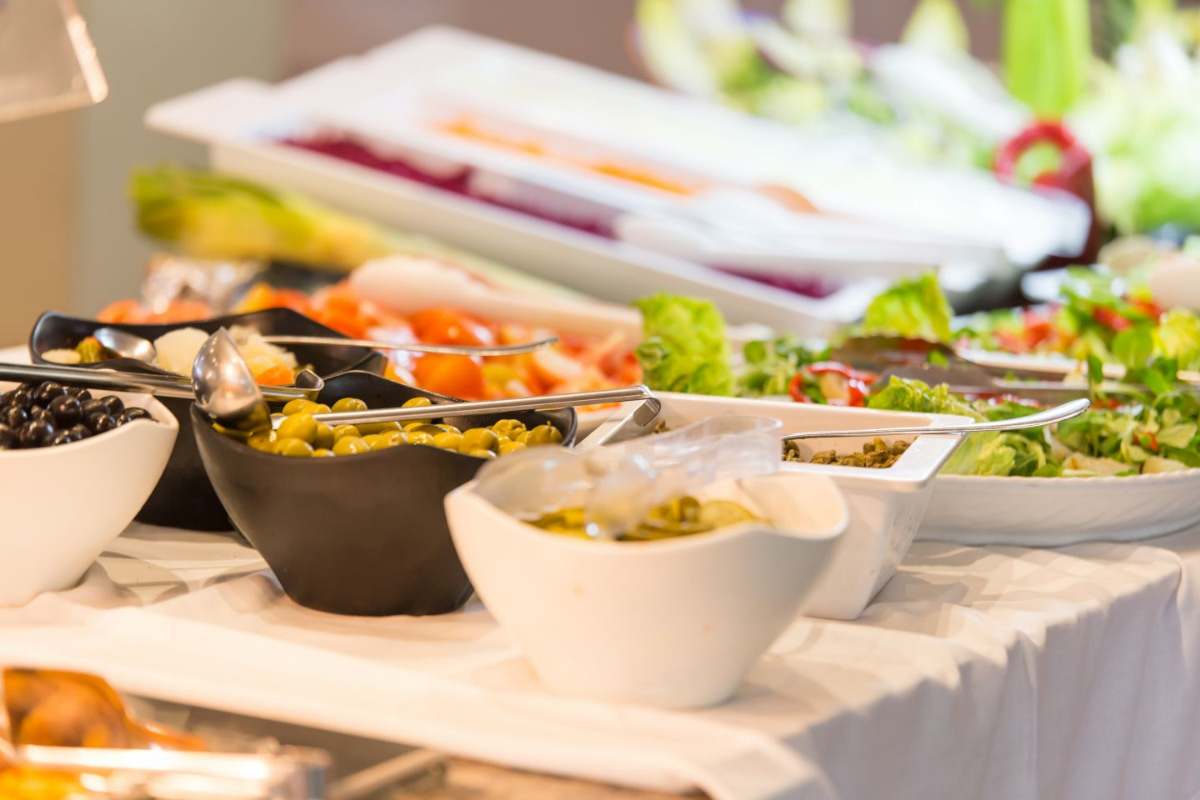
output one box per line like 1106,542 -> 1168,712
3,522 -> 1199,800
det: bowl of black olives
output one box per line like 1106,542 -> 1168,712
0,381 -> 177,607
192,371 -> 577,617
29,308 -> 385,531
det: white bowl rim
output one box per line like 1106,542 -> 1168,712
937,467 -> 1200,486
0,391 -> 178,460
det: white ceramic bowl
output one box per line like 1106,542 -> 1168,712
582,393 -> 970,620
920,470 -> 1200,546
446,472 -> 847,709
0,388 -> 178,606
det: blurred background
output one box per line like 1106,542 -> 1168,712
0,0 -> 1007,343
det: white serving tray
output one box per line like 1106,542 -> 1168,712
578,392 -> 968,620
144,27 -> 1074,334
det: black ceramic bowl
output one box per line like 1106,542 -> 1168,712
192,371 -> 577,617
29,308 -> 385,531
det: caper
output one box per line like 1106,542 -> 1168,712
275,437 -> 314,458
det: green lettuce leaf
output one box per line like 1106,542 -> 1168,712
860,273 -> 954,343
634,294 -> 734,395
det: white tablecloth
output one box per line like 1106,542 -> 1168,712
3,522 -> 1200,800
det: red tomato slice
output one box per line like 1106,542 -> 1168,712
413,354 -> 486,400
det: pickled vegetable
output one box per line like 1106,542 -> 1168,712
786,437 -> 909,468
529,496 -> 761,541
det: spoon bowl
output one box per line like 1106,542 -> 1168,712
193,328 -> 274,436
93,326 -> 157,363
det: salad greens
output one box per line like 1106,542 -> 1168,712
738,336 -> 828,397
634,294 -> 735,395
859,273 -> 955,343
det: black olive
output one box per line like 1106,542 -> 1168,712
80,397 -> 106,418
120,407 -> 153,424
97,395 -> 124,417
48,430 -> 73,446
66,386 -> 92,401
17,419 -> 54,448
86,412 -> 118,434
0,389 -> 15,409
32,381 -> 67,407
2,404 -> 29,428
28,406 -> 53,426
68,424 -> 93,441
48,394 -> 83,428
8,388 -> 34,410
0,424 -> 14,450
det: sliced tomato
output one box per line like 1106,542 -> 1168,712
413,354 -> 486,400
788,373 -> 814,403
1092,307 -> 1132,331
410,309 -> 495,347
255,365 -> 295,386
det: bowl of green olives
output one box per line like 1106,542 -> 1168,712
30,308 -> 384,531
191,371 -> 577,616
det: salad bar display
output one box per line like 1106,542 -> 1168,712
7,5 -> 1200,799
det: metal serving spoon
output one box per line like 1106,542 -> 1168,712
0,361 -> 320,403
781,397 -> 1090,441
192,328 -> 657,434
96,326 -> 559,363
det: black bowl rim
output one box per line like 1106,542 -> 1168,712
190,370 -> 578,469
28,307 -> 377,382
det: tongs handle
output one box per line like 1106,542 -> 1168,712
0,362 -> 315,402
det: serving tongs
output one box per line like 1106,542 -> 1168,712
0,361 -> 323,403
831,336 -> 1196,401
1,668 -> 329,800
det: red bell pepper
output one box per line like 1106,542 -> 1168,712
995,121 -> 1101,262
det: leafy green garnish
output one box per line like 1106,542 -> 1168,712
859,273 -> 954,343
737,337 -> 828,397
634,294 -> 734,396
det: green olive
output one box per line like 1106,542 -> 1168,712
275,437 -> 314,458
314,422 -> 335,450
333,424 -> 361,440
509,429 -> 530,445
382,430 -> 410,447
331,397 -> 368,413
277,414 -> 318,444
359,420 -> 402,435
460,428 -> 500,453
433,431 -> 464,450
332,436 -> 370,456
283,399 -> 317,416
498,439 -> 527,455
404,424 -> 443,437
361,433 -> 390,450
312,448 -> 335,458
403,396 -> 433,408
408,431 -> 436,446
467,448 -> 497,459
247,432 -> 277,452
525,424 -> 563,446
491,419 -> 526,439
436,424 -> 461,434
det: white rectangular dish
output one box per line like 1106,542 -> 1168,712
580,393 -> 968,620
143,27 -> 1063,333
